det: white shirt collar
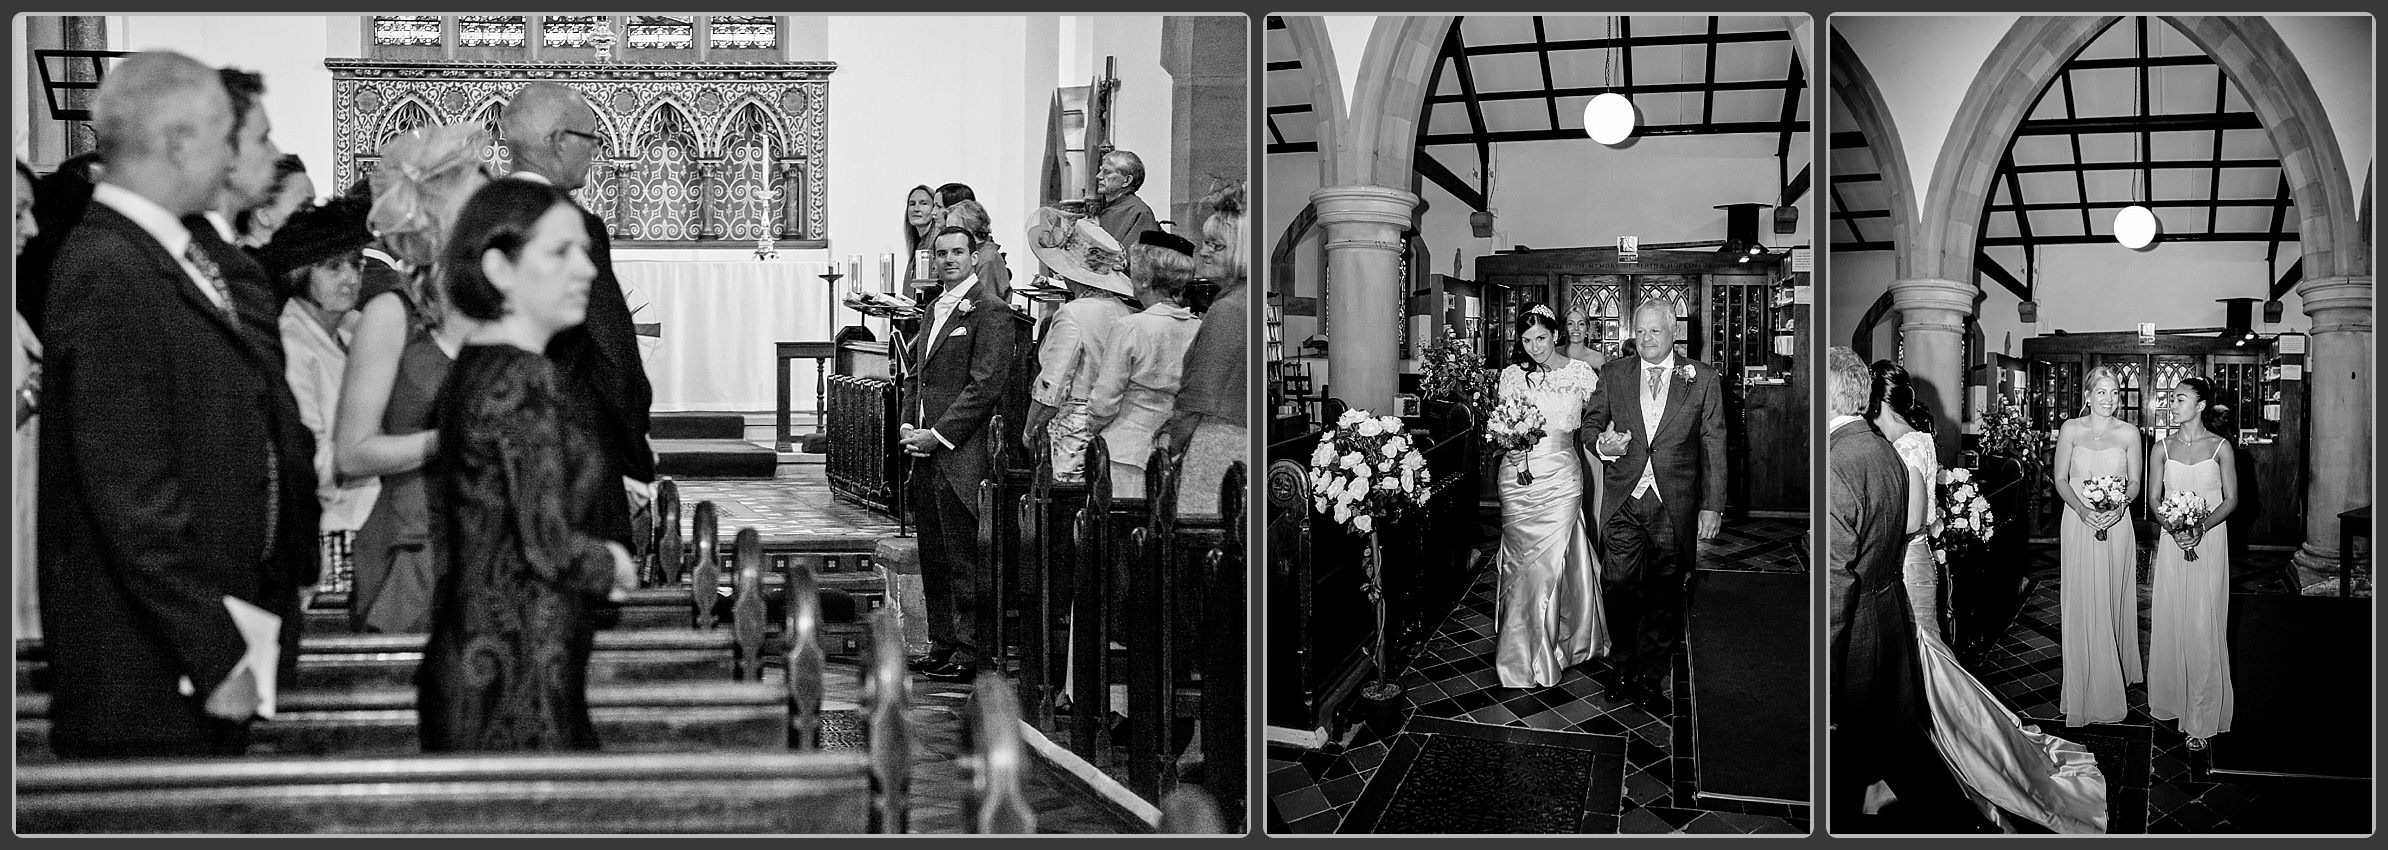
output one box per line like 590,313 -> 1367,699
1636,352 -> 1677,374
940,274 -> 978,302
90,183 -> 195,261
1829,414 -> 1866,434
507,170 -> 553,186
203,210 -> 238,243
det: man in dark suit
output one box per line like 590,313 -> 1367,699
502,81 -> 654,549
38,51 -> 319,758
1824,345 -> 1977,831
898,226 -> 1019,682
1581,301 -> 1726,711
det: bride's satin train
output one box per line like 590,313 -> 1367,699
1917,628 -> 2109,833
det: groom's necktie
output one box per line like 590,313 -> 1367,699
1645,365 -> 1664,401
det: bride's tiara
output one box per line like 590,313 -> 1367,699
1527,304 -> 1558,320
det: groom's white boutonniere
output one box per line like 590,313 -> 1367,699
1678,364 -> 1698,384
953,299 -> 977,315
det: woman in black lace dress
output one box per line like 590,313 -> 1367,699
419,180 -> 637,751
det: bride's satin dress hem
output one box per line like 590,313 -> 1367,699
1494,436 -> 1609,690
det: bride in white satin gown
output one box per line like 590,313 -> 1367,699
1870,361 -> 2108,834
1493,307 -> 1608,689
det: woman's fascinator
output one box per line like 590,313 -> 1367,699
369,122 -> 491,268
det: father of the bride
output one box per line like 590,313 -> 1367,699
1582,301 -> 1724,711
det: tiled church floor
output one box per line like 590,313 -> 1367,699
1268,517 -> 1811,835
667,466 -> 900,541
1963,542 -> 2371,834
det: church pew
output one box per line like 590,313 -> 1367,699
18,528 -> 867,762
15,606 -> 962,834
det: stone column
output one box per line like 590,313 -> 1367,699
1162,16 -> 1248,234
1312,184 -> 1419,415
1890,277 -> 1976,465
2290,274 -> 2372,592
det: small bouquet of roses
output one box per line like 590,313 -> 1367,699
2078,474 -> 2130,540
1484,395 -> 1548,485
2154,491 -> 2213,562
1928,468 -> 1995,565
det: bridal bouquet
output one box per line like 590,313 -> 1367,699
1928,468 -> 1995,565
1484,395 -> 1548,485
2154,491 -> 2213,562
1307,409 -> 1433,535
2078,474 -> 2130,540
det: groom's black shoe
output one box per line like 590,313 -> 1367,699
1627,677 -> 1671,715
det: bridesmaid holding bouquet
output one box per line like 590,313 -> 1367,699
2145,377 -> 2237,750
2050,367 -> 2142,726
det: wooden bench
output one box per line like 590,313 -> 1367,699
15,559 -> 1040,834
974,422 -> 1247,820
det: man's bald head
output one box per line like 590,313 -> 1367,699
502,81 -> 601,189
92,51 -> 236,214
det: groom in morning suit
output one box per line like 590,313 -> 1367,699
1824,346 -> 1977,831
1581,301 -> 1726,710
898,226 -> 1020,682
38,52 -> 319,757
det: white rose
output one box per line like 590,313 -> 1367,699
1311,442 -> 1336,466
1381,442 -> 1402,459
1342,452 -> 1364,470
1949,468 -> 1972,483
1354,513 -> 1374,534
1339,409 -> 1368,428
1333,504 -> 1353,525
1402,452 -> 1426,471
1313,497 -> 1330,513
1379,415 -> 1401,432
1357,419 -> 1384,438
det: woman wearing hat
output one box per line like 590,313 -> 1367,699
1087,231 -> 1203,497
336,122 -> 492,633
264,198 -> 384,594
1024,213 -> 1137,482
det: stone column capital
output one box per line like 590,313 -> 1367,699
2297,275 -> 2373,331
1309,184 -> 1420,230
1890,277 -> 1976,333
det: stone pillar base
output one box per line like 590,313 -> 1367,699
2292,544 -> 2371,597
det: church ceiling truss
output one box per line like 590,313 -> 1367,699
1265,16 -> 1808,157
328,59 -> 834,248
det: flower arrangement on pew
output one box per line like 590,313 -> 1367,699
1929,468 -> 1996,565
1307,408 -> 1433,703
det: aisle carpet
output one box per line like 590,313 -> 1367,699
1686,569 -> 1807,804
2214,592 -> 2369,781
1341,716 -> 1623,834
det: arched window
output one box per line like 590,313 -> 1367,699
718,102 -> 785,242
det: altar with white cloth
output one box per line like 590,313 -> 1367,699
616,253 -> 849,414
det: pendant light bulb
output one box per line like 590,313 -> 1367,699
2114,204 -> 2157,249
1586,92 -> 1635,145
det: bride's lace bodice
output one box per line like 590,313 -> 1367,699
1498,360 -> 1598,435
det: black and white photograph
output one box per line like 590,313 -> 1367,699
1261,14 -> 1813,834
11,13 -> 1249,834
1826,14 -> 2372,834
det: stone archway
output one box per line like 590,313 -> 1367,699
1915,16 -> 2363,283
1908,15 -> 2371,584
1278,16 -> 1352,191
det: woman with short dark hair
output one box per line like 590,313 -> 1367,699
261,197 -> 380,594
418,179 -> 638,752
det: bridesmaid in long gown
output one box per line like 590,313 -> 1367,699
339,123 -> 490,633
419,180 -> 639,751
2145,377 -> 2237,750
1874,362 -> 2108,833
1493,305 -> 1608,689
2052,367 -> 2142,727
